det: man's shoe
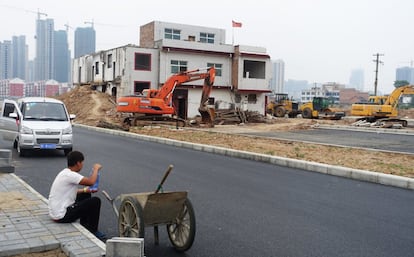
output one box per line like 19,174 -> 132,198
94,230 -> 107,241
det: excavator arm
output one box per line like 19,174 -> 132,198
155,67 -> 216,104
116,67 -> 216,127
198,67 -> 216,127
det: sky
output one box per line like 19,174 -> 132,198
0,0 -> 413,94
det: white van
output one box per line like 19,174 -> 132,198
0,97 -> 76,156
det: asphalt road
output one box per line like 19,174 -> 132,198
1,127 -> 414,257
240,127 -> 414,154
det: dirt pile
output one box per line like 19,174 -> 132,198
55,86 -> 121,126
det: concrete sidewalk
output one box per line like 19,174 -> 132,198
0,172 -> 106,257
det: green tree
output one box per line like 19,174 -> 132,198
394,80 -> 410,88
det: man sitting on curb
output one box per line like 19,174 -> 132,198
48,150 -> 106,241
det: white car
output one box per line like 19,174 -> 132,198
0,97 -> 76,157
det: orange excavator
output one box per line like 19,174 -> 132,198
117,67 -> 216,127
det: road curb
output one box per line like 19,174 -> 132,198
75,124 -> 414,191
316,124 -> 414,135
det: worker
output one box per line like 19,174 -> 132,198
48,151 -> 106,241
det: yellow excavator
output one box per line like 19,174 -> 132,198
351,85 -> 414,127
300,97 -> 345,120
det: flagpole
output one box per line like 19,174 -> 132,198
232,26 -> 234,45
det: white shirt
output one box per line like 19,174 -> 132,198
48,168 -> 84,220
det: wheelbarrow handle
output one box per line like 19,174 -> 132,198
102,190 -> 120,217
155,164 -> 174,193
102,190 -> 113,202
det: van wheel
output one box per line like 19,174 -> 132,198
64,148 -> 72,156
17,144 -> 27,157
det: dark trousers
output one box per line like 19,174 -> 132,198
56,193 -> 101,233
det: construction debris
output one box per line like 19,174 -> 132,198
351,119 -> 404,129
214,109 -> 266,125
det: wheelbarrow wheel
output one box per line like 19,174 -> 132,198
167,198 -> 196,252
118,196 -> 145,238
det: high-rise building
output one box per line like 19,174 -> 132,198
35,18 -> 55,81
270,60 -> 285,93
0,40 -> 12,79
0,36 -> 28,81
74,27 -> 96,58
349,69 -> 364,91
54,30 -> 70,82
396,66 -> 414,84
12,35 -> 27,80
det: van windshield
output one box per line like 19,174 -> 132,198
22,102 -> 68,121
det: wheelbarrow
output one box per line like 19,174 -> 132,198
102,165 -> 196,252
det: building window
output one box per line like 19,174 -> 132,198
243,60 -> 265,79
171,60 -> 187,73
165,28 -> 181,40
248,94 -> 257,103
234,94 -> 241,103
107,54 -> 112,68
135,53 -> 151,71
207,63 -> 222,76
95,62 -> 99,75
134,81 -> 150,94
200,33 -> 215,43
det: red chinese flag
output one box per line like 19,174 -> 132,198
232,20 -> 242,28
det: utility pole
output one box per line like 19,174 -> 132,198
373,53 -> 384,96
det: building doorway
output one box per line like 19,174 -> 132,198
173,89 -> 188,119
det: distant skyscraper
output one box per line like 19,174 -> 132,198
270,60 -> 285,93
0,40 -> 12,79
54,30 -> 70,82
35,18 -> 55,81
12,35 -> 27,80
349,69 -> 364,91
396,66 -> 414,84
74,27 -> 96,58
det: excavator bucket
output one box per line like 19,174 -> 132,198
198,67 -> 215,127
199,107 -> 215,127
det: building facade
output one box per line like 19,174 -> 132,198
54,30 -> 70,83
396,66 -> 414,84
35,18 -> 55,81
12,36 -> 27,80
74,27 -> 96,58
270,59 -> 285,93
0,40 -> 12,80
72,21 -> 272,118
301,83 -> 345,104
349,68 -> 364,91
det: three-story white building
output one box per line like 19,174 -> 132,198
72,21 -> 272,119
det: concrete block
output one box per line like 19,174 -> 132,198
0,165 -> 15,173
106,237 -> 144,257
0,149 -> 14,173
0,149 -> 12,164
378,173 -> 410,189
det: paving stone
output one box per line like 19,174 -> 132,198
0,172 -> 105,256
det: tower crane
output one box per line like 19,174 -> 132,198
64,23 -> 73,33
34,9 -> 47,20
84,19 -> 94,28
0,5 -> 47,19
